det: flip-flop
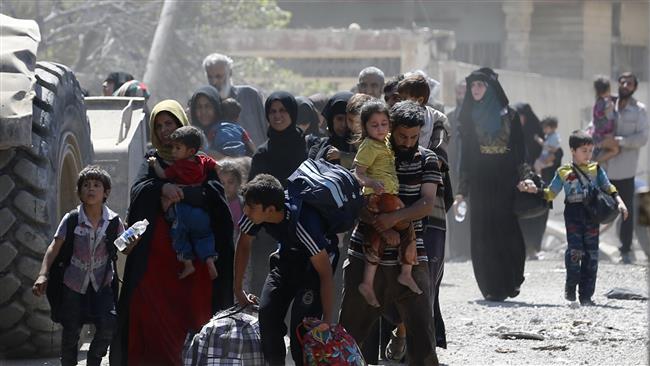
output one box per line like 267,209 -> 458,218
385,328 -> 406,361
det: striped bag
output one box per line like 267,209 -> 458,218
287,158 -> 364,235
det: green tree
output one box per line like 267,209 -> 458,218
3,0 -> 292,100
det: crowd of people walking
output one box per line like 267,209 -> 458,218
32,52 -> 647,366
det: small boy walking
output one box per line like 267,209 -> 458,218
518,130 -> 628,305
32,166 -> 125,366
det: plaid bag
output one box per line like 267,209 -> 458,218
297,318 -> 365,366
183,305 -> 264,366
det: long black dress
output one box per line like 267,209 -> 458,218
514,103 -> 547,255
458,68 -> 527,301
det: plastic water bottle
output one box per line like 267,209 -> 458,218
454,201 -> 467,222
114,219 -> 149,252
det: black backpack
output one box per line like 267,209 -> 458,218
572,164 -> 619,224
287,158 -> 364,235
46,209 -> 121,323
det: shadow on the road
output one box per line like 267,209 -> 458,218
471,299 -> 563,308
588,303 -> 625,310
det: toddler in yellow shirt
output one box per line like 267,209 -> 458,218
353,100 -> 420,308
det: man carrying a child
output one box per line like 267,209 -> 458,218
598,72 -> 648,264
339,100 -> 442,365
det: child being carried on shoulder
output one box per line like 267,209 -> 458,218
148,125 -> 219,279
518,130 -> 627,306
353,99 -> 420,308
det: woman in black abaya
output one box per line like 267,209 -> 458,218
248,91 -> 306,186
455,68 -> 527,301
308,91 -> 355,168
513,103 -> 547,259
246,91 -> 307,296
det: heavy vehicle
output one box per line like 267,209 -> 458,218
0,14 -> 147,357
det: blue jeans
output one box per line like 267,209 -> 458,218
170,203 -> 216,261
564,203 -> 600,300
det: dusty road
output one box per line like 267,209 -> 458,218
435,259 -> 648,365
3,257 -> 648,366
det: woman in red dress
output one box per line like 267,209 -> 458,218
111,100 -> 234,365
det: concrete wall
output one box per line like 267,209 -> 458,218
278,0 -> 504,43
528,1 -> 584,78
438,61 -> 649,183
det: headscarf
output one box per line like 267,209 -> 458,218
189,85 -> 222,135
265,91 -> 299,130
308,93 -> 328,114
250,91 -> 305,184
149,100 -> 189,161
105,72 -> 134,91
513,102 -> 543,165
321,91 -> 353,149
322,91 -> 352,132
114,80 -> 150,98
458,67 -> 509,139
296,96 -> 321,136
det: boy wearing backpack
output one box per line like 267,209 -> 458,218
32,166 -> 126,366
518,130 -> 628,305
234,174 -> 339,366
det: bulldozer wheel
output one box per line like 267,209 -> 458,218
0,62 -> 93,357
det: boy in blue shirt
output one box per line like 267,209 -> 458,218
234,174 -> 338,365
518,130 -> 628,305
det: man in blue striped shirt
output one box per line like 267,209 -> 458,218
233,174 -> 338,366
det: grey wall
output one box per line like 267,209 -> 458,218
279,0 -> 504,43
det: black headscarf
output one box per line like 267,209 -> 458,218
513,102 -> 543,165
321,91 -> 353,150
105,72 -> 134,92
296,96 -> 322,136
249,91 -> 306,185
265,91 -> 299,135
189,85 -> 222,135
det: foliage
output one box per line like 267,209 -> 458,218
236,57 -> 340,97
2,0 -> 293,97
3,0 -> 337,103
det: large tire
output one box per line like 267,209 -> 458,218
0,62 -> 93,357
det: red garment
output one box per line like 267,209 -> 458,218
164,155 -> 217,185
128,214 -> 213,365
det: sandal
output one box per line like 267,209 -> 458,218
385,328 -> 406,361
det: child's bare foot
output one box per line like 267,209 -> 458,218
206,257 -> 218,280
358,283 -> 380,307
179,260 -> 195,279
398,273 -> 422,294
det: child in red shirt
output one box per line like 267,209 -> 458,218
149,126 -> 219,279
